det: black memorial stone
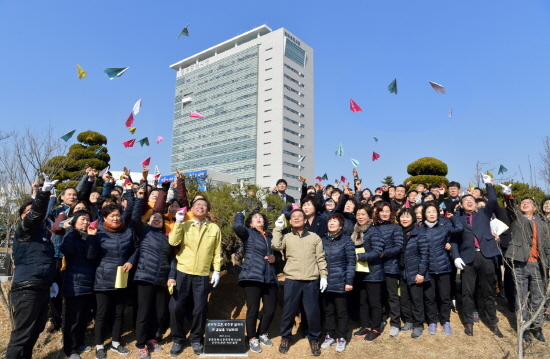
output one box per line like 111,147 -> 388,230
203,319 -> 247,356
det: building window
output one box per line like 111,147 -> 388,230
265,57 -> 272,61
264,120 -> 271,123
284,63 -> 304,77
264,164 -> 271,166
284,106 -> 304,117
265,47 -> 273,51
288,185 -> 299,191
264,153 -> 271,155
265,68 -> 272,71
265,78 -> 272,81
283,172 -> 299,180
283,150 -> 299,157
265,88 -> 272,91
264,142 -> 271,144
284,116 -> 305,128
284,138 -> 304,149
264,109 -> 272,112
264,131 -> 271,134
283,161 -> 301,169
284,127 -> 304,138
285,39 -> 306,67
284,95 -> 303,107
263,175 -> 271,178
265,99 -> 272,102
284,74 -> 304,87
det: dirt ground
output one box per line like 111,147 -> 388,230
1,274 -> 550,359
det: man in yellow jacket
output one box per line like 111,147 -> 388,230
272,209 -> 327,357
168,197 -> 222,356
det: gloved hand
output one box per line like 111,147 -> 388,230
320,278 -> 328,293
454,258 -> 466,270
275,215 -> 285,228
211,271 -> 220,288
480,172 -> 492,184
50,282 -> 59,298
41,173 -> 58,192
498,183 -> 512,196
175,210 -> 185,224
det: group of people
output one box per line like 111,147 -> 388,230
5,165 -> 550,359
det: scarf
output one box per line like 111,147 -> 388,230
424,220 -> 437,228
351,222 -> 370,246
327,230 -> 342,241
103,221 -> 124,233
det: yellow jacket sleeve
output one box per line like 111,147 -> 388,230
169,223 -> 184,246
211,228 -> 223,272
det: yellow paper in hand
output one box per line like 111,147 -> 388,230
355,248 -> 370,273
115,266 -> 128,289
168,284 -> 174,295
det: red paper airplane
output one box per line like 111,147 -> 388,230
350,99 -> 362,113
125,113 -> 134,127
122,139 -> 136,148
372,151 -> 380,161
315,176 -> 323,182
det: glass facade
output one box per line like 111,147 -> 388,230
171,46 -> 260,183
285,39 -> 307,67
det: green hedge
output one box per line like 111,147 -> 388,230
407,157 -> 448,176
404,175 -> 449,187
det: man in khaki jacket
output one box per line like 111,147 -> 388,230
168,197 -> 222,355
272,209 -> 327,357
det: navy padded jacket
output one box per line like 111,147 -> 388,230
322,233 -> 356,293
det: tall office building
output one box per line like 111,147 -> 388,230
169,25 -> 313,199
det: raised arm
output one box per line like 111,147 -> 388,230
17,187 -> 52,243
132,194 -> 146,237
152,181 -> 170,214
176,169 -> 190,209
233,212 -> 250,242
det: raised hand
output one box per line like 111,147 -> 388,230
498,183 -> 512,195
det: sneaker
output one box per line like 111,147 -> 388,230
249,338 -> 262,353
310,341 -> 321,356
146,339 -> 163,352
190,341 -> 202,355
353,327 -> 370,337
365,329 -> 381,342
69,354 -> 82,359
320,335 -> 335,349
169,342 -> 184,356
411,327 -> 423,339
137,347 -> 150,359
96,348 -> 106,359
473,311 -> 480,323
335,338 -> 347,353
110,344 -> 130,355
428,323 -> 437,335
389,326 -> 400,337
401,322 -> 413,331
259,334 -> 273,347
77,345 -> 92,353
443,322 -> 452,336
279,339 -> 290,354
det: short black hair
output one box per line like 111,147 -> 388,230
301,195 -> 320,213
290,208 -> 306,219
355,202 -> 373,217
397,207 -> 415,224
326,185 -> 334,191
71,210 -> 92,226
245,211 -> 269,231
396,185 -> 406,190
18,199 -> 33,217
417,183 -> 427,189
429,184 -> 440,190
327,213 -> 345,228
276,179 -> 287,186
97,194 -> 116,208
101,203 -> 123,218
448,181 -> 461,189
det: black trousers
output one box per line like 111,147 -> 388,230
280,279 -> 321,342
501,249 -> 516,308
324,292 -> 349,339
424,272 -> 452,324
6,287 -> 50,359
461,252 -> 498,324
399,278 -> 412,324
95,290 -> 127,345
359,281 -> 383,330
409,283 -> 427,328
63,294 -> 93,356
384,274 -> 401,327
169,271 -> 210,344
49,258 -> 64,329
242,281 -> 277,339
135,282 -> 168,348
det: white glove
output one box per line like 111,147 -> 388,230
275,215 -> 285,228
211,271 -> 220,288
175,210 -> 185,224
480,172 -> 492,184
320,278 -> 328,293
498,183 -> 512,196
50,282 -> 59,298
41,173 -> 59,192
454,258 -> 466,270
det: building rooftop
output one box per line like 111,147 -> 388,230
169,25 -> 272,71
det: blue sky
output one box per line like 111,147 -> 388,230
1,1 -> 550,192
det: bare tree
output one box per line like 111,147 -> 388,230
539,136 -> 550,192
0,126 -> 69,329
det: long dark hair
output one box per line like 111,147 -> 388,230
372,201 -> 396,224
